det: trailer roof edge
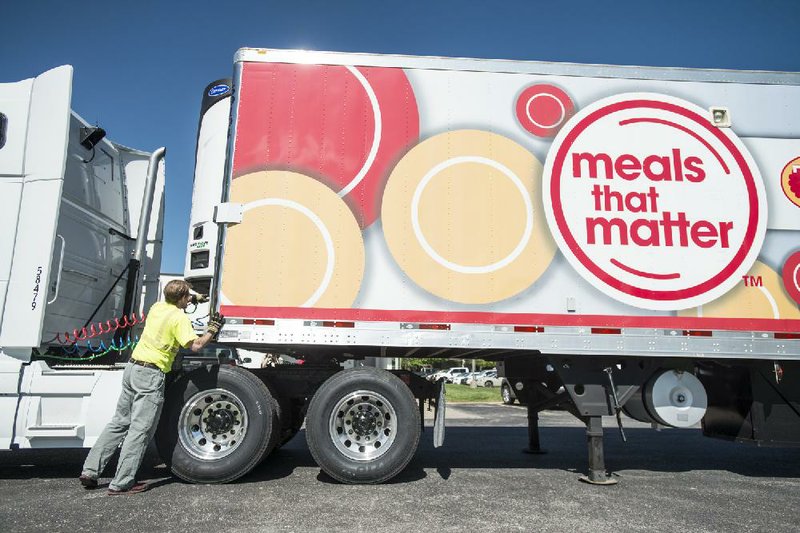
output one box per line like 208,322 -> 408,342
234,47 -> 800,86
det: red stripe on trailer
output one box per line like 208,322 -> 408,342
219,305 -> 800,334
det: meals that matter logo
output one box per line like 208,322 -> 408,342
542,93 -> 768,310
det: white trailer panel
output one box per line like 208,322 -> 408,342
184,49 -> 799,359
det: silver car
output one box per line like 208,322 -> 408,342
475,370 -> 499,387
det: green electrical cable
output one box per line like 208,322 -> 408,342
39,342 -> 139,362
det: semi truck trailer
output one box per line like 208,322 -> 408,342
2,50 -> 799,487
178,48 -> 800,485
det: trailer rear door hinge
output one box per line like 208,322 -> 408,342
214,203 -> 243,225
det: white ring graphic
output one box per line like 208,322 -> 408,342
337,66 -> 382,198
410,156 -> 534,274
793,262 -> 800,292
757,286 -> 780,319
526,93 -> 566,129
241,198 -> 335,307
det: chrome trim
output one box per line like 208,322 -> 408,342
133,147 -> 166,263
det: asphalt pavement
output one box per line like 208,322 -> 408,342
0,403 -> 798,532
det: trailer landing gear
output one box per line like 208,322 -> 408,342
511,375 -> 618,484
522,406 -> 616,484
522,403 -> 546,455
579,416 -> 617,485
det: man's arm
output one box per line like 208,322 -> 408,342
184,312 -> 225,352
187,331 -> 215,352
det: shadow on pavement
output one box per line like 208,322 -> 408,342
241,425 -> 800,484
0,444 -> 173,485
1,426 -> 798,484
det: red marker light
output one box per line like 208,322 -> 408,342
321,321 -> 355,328
683,330 -> 713,337
591,327 -> 622,335
514,326 -> 545,333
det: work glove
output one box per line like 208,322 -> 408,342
190,293 -> 210,305
206,312 -> 226,337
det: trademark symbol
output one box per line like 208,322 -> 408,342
742,275 -> 763,287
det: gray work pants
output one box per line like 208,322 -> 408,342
82,362 -> 166,491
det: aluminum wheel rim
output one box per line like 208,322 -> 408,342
179,388 -> 248,460
502,385 -> 511,402
329,389 -> 397,462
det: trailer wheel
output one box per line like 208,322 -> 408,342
501,383 -> 515,405
305,368 -> 420,484
156,365 -> 280,483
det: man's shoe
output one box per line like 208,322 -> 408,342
79,475 -> 98,489
107,482 -> 149,496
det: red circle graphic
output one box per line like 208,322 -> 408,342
232,62 -> 420,228
783,251 -> 800,306
515,84 -> 575,138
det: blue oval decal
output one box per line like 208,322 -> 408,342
208,84 -> 230,97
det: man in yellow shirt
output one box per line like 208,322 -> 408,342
79,280 -> 224,495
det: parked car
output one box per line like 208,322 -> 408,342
448,371 -> 470,384
500,378 -> 519,404
429,367 -> 470,382
475,369 -> 499,387
414,369 -> 437,380
457,371 -> 483,385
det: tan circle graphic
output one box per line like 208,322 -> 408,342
678,261 -> 800,319
381,130 -> 556,304
221,171 -> 365,308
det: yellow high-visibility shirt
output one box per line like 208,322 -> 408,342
131,302 -> 198,372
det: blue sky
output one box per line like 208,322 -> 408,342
3,1 -> 799,273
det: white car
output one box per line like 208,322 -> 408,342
429,367 -> 470,382
447,371 -> 470,384
458,371 -> 484,385
475,370 -> 499,387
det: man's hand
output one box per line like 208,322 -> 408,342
206,312 -> 226,337
190,293 -> 210,305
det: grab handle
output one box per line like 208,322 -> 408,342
47,234 -> 66,305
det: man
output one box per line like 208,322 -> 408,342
79,279 -> 224,495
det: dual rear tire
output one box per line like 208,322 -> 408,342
305,368 -> 421,484
155,365 -> 280,484
156,366 -> 420,485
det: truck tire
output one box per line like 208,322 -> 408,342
501,382 -> 515,405
156,365 -> 280,483
305,368 -> 421,484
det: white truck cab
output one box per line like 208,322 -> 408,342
0,66 -> 165,449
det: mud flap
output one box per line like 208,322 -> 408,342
433,379 -> 445,448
